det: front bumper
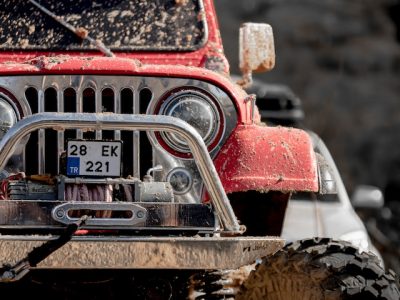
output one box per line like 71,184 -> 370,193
0,236 -> 283,270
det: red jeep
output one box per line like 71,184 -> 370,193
0,1 -> 397,299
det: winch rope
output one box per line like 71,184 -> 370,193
65,184 -> 114,217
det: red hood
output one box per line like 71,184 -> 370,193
0,55 -> 253,124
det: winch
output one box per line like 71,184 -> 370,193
4,174 -> 175,203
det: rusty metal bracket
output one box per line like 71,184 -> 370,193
244,94 -> 257,124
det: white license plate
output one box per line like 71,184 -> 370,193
66,140 -> 122,177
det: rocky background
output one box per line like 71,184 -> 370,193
215,0 -> 400,198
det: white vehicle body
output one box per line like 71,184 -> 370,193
282,132 -> 382,260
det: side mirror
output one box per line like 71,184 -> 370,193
351,185 -> 384,209
239,23 -> 275,88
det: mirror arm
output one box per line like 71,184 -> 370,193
237,71 -> 253,89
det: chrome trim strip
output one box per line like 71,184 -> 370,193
38,89 -> 45,174
76,86 -> 83,139
133,89 -> 140,178
95,89 -> 102,140
0,236 -> 283,270
114,89 -> 121,140
0,113 -> 241,233
57,89 -> 64,174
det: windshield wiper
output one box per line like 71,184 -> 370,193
28,0 -> 115,57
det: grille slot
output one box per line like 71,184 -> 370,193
24,87 -> 39,175
44,88 -> 58,175
139,88 -> 153,179
23,85 -> 151,178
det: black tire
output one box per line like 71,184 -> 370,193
237,238 -> 400,300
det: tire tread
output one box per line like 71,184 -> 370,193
237,238 -> 400,300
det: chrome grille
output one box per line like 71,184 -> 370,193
23,81 -> 150,178
0,75 -> 237,193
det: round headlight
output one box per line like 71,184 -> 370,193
159,90 -> 221,153
0,96 -> 17,140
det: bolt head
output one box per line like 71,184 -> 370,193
56,209 -> 65,218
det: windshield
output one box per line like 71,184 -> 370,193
0,0 -> 206,51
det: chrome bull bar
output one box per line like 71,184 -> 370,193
0,113 -> 241,233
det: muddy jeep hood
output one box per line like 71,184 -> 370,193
0,55 -> 251,122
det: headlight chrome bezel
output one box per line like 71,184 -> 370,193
155,88 -> 225,157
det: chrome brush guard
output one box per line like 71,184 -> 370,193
0,113 -> 241,233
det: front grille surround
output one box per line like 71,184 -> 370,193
0,75 -> 237,203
